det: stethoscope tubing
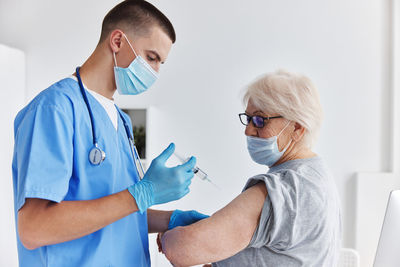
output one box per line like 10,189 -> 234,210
76,67 -> 99,146
76,67 -> 142,169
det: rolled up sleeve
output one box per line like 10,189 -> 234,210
244,171 -> 300,250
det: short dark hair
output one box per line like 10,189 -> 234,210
99,0 -> 176,43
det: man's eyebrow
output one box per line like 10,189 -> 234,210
147,50 -> 163,63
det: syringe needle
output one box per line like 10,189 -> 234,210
206,178 -> 221,190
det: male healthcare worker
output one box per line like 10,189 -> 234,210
12,1 -> 208,266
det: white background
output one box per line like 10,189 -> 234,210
0,0 -> 394,266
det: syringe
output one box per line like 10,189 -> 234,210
173,152 -> 220,189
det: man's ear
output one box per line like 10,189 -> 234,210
292,122 -> 306,142
109,29 -> 124,53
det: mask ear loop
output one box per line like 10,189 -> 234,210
277,120 -> 291,137
123,33 -> 138,58
277,120 -> 292,152
113,52 -> 118,67
113,33 -> 139,67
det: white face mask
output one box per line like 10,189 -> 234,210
246,121 -> 291,167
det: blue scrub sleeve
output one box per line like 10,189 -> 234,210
15,104 -> 74,211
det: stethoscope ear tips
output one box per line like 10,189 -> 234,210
89,145 -> 106,165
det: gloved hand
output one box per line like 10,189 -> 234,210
128,143 -> 196,213
168,209 -> 210,230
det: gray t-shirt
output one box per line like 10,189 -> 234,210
213,156 -> 342,267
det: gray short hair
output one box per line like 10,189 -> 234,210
243,70 -> 323,148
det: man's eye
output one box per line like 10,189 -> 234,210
147,56 -> 156,61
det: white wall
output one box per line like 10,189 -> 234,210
0,0 -> 392,266
0,44 -> 26,267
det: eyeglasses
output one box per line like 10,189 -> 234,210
238,113 -> 283,128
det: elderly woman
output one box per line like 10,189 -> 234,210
160,70 -> 342,267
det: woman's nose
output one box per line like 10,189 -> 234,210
245,123 -> 258,137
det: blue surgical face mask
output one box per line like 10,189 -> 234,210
113,34 -> 158,95
246,121 -> 291,167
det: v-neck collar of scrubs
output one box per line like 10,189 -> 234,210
68,75 -> 118,131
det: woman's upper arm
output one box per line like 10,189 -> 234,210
162,182 -> 267,266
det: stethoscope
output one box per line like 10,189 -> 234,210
75,67 -> 145,179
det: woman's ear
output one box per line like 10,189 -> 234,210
109,29 -> 124,53
292,122 -> 306,142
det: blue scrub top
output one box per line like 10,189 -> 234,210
12,78 -> 150,267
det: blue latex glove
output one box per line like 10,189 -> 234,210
128,143 -> 196,213
168,209 -> 210,230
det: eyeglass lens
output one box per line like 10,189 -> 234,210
252,116 -> 264,128
240,113 -> 265,128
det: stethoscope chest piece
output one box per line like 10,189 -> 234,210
89,145 -> 106,165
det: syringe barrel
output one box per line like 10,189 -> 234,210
174,152 -> 209,180
194,167 -> 208,181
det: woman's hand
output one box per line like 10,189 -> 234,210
157,232 -> 164,253
159,232 -> 215,266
